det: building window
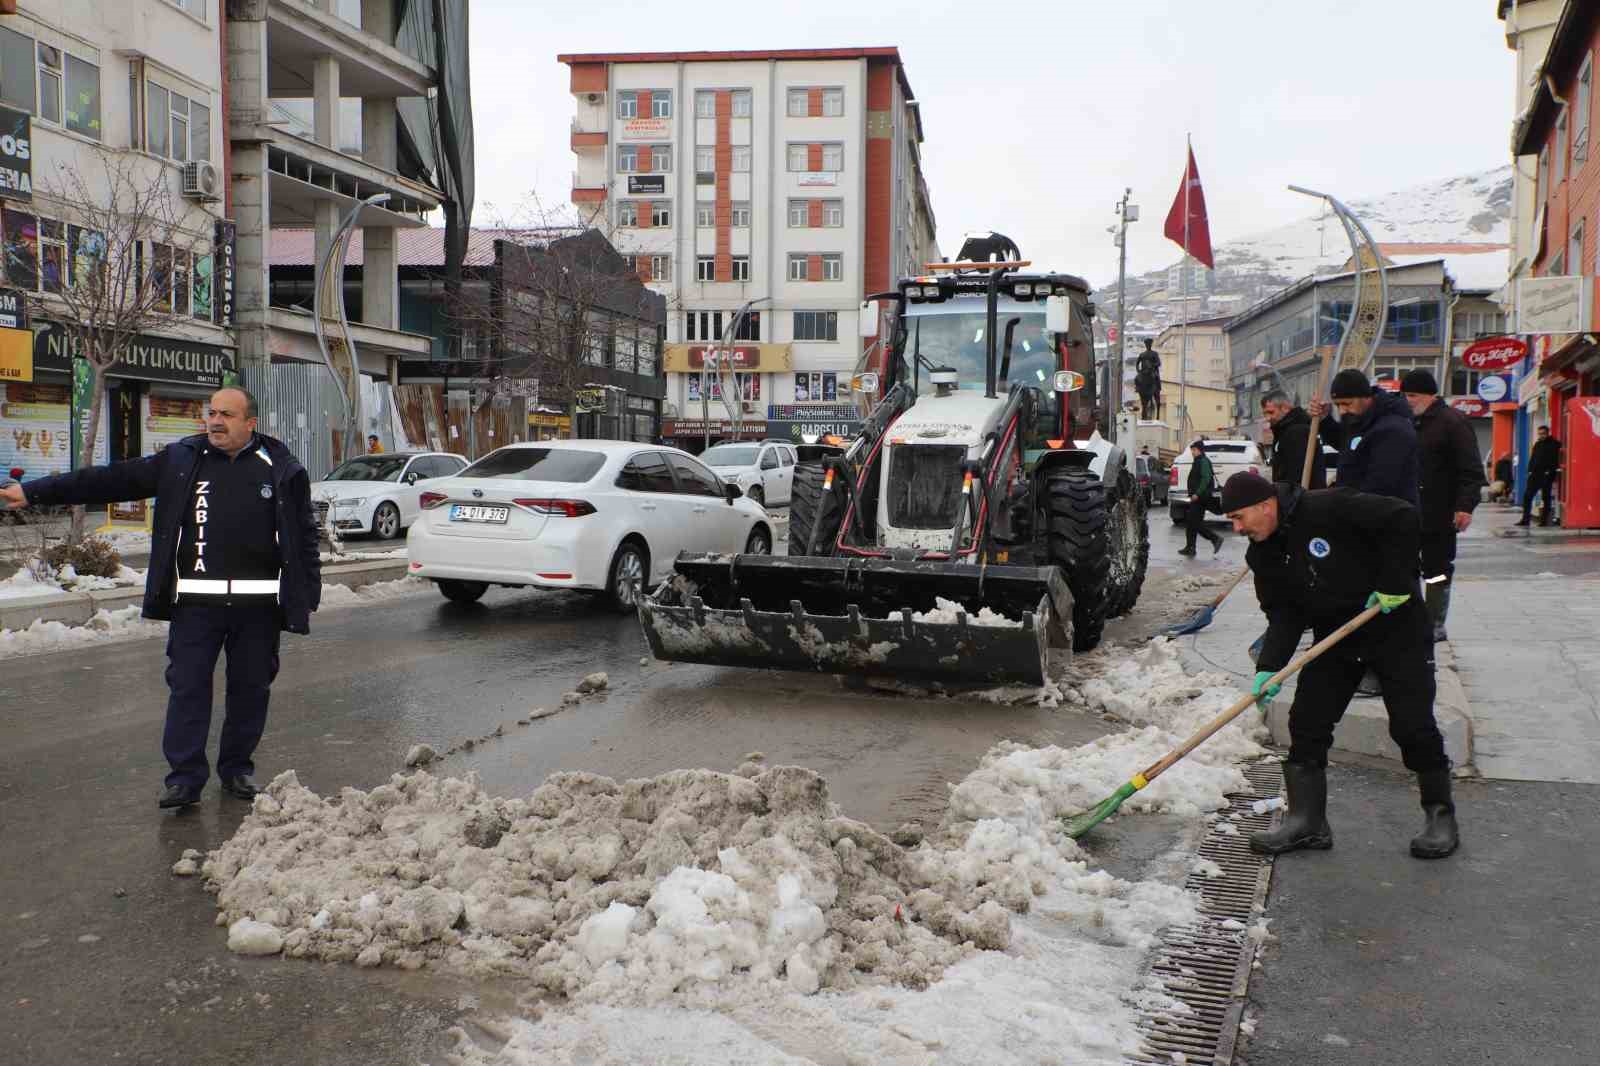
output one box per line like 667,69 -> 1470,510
786,88 -> 807,117
638,336 -> 659,376
733,311 -> 761,340
651,202 -> 670,227
618,201 -> 639,227
731,90 -> 752,117
821,143 -> 843,171
695,146 -> 714,184
794,371 -> 837,401
786,144 -> 807,171
731,145 -> 751,172
0,26 -> 36,112
731,202 -> 751,227
1538,145 -> 1550,202
617,90 -> 637,118
1578,55 -> 1593,163
696,256 -> 715,281
38,219 -> 65,294
1550,251 -> 1565,275
35,46 -> 102,141
822,199 -> 843,227
617,145 -> 638,172
731,256 -> 750,282
793,310 -> 838,341
651,90 -> 671,118
649,145 -> 671,172
36,44 -> 60,124
695,90 -> 715,118
696,203 -> 714,228
821,87 -> 843,116
788,200 -> 808,227
1555,111 -> 1568,184
165,0 -> 206,16
820,253 -> 842,281
1570,219 -> 1584,275
787,254 -> 808,281
650,255 -> 671,281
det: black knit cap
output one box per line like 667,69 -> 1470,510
1329,368 -> 1373,399
1400,368 -> 1438,395
1220,471 -> 1276,513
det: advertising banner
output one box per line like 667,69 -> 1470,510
0,105 -> 31,201
627,175 -> 665,195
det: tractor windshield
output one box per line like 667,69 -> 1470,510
905,302 -> 1063,448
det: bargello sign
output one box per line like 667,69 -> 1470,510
34,322 -> 235,387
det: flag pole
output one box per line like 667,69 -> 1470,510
1180,135 -> 1190,442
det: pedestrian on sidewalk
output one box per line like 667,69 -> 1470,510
0,387 -> 321,811
1402,369 -> 1485,642
1491,454 -> 1513,503
1221,471 -> 1458,860
1310,369 -> 1419,505
1261,390 -> 1327,488
1179,440 -> 1224,557
1517,426 -> 1562,527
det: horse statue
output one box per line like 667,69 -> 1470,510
1133,340 -> 1162,420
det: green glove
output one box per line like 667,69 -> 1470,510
1365,591 -> 1410,614
1251,670 -> 1282,708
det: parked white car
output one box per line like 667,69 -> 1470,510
311,452 -> 469,539
698,441 -> 798,509
405,440 -> 774,610
1168,439 -> 1266,524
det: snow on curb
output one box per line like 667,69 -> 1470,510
197,639 -> 1265,1064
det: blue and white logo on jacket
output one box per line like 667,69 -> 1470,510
1308,537 -> 1332,558
1348,436 -> 1363,450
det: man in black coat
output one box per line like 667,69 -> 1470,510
1261,389 -> 1327,488
1517,425 -> 1562,527
0,387 -> 322,810
1222,472 -> 1458,860
1401,369 -> 1485,641
1310,369 -> 1419,505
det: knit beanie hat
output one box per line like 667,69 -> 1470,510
1400,368 -> 1438,395
1329,369 -> 1373,398
1220,471 -> 1277,513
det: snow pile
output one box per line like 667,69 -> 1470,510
0,561 -> 142,599
0,565 -> 59,601
315,575 -> 431,606
0,605 -> 166,659
910,597 -> 1022,628
57,563 -> 144,592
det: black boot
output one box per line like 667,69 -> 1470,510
158,783 -> 203,809
1410,769 -> 1459,859
1249,761 -> 1333,854
1424,582 -> 1451,643
1515,514 -> 1532,527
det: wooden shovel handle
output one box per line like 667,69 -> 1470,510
1209,566 -> 1251,609
1138,604 -> 1383,784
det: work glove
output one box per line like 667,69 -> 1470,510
1364,591 -> 1410,614
1251,670 -> 1282,710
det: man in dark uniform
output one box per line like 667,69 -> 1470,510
1310,369 -> 1419,505
1517,425 -> 1562,527
1,387 -> 321,809
1179,440 -> 1224,556
1221,471 -> 1458,860
1401,369 -> 1485,641
1260,389 -> 1326,488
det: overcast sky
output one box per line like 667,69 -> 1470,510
467,0 -> 1515,287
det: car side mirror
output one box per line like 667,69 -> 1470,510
724,483 -> 742,504
1045,294 -> 1072,334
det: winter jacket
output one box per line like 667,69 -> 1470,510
1413,398 -> 1486,533
1317,391 -> 1419,506
1268,406 -> 1327,489
22,434 -> 322,633
1529,436 -> 1562,477
1248,484 -> 1421,673
1187,453 -> 1217,503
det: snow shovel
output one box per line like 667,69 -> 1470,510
1158,567 -> 1251,638
1064,603 -> 1382,839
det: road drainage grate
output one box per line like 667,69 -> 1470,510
1126,758 -> 1284,1066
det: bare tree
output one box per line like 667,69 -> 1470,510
27,147 -> 205,543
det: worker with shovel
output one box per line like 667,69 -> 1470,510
1221,472 -> 1458,860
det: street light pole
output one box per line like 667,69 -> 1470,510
1111,189 -> 1137,438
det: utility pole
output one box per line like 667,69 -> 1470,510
1112,188 -> 1137,437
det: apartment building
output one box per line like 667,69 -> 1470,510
0,0 -> 234,478
557,47 -> 938,449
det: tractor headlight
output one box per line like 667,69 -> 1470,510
1012,282 -> 1033,298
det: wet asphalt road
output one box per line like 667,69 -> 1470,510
0,522 -> 1223,1066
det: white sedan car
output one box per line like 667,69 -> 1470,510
405,440 -> 774,610
311,452 -> 469,539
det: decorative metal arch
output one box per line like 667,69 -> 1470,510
1288,185 -> 1389,376
312,193 -> 391,463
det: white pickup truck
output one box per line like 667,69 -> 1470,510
1167,439 -> 1267,524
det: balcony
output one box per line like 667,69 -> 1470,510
247,130 -> 441,228
571,120 -> 607,152
572,172 -> 608,205
268,307 -> 431,378
264,0 -> 432,98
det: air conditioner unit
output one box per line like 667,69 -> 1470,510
181,160 -> 220,202
584,92 -> 603,105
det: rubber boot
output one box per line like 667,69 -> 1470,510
1410,769 -> 1459,859
1249,761 -> 1333,855
1424,582 -> 1451,643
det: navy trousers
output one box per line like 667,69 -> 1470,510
163,604 -> 282,788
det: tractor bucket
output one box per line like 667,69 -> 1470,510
638,553 -> 1072,687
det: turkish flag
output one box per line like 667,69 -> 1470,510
1163,146 -> 1214,269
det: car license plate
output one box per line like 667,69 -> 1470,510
449,504 -> 510,524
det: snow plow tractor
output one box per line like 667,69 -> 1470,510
639,234 -> 1149,686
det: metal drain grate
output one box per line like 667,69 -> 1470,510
1126,759 -> 1284,1066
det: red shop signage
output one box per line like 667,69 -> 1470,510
1448,396 -> 1489,417
1460,336 -> 1527,372
688,346 -> 761,370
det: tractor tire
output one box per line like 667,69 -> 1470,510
787,461 -> 844,557
1044,469 -> 1111,652
1104,466 -> 1150,619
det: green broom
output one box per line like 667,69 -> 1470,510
1063,604 -> 1381,838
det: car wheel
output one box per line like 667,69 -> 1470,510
373,501 -> 401,540
744,525 -> 771,555
437,579 -> 487,604
747,485 -> 765,509
604,540 -> 649,614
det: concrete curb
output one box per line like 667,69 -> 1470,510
0,559 -> 411,632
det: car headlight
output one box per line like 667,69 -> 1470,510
336,497 -> 363,507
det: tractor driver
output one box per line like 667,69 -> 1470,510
1220,471 -> 1459,862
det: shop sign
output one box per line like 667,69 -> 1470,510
1516,276 -> 1588,335
0,326 -> 30,382
213,220 -> 236,328
767,403 -> 860,421
1460,336 -> 1526,372
575,386 -> 608,413
0,105 -> 31,201
1517,366 -> 1544,406
664,343 -> 792,374
34,323 -> 235,387
527,411 -> 571,429
627,175 -> 665,195
1375,378 -> 1401,393
662,418 -> 767,438
797,172 -> 838,187
619,117 -> 670,141
766,417 -> 861,442
1448,396 -> 1488,417
1476,374 -> 1509,403
0,287 -> 26,330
